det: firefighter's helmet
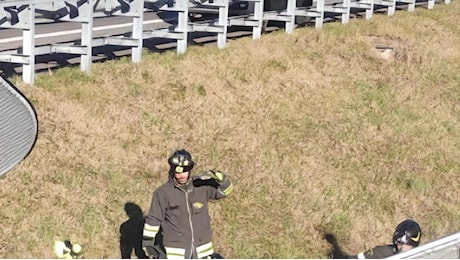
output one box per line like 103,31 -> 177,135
168,149 -> 194,173
393,219 -> 422,248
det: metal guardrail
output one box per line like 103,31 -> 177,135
0,0 -> 453,85
0,76 -> 38,177
0,0 -> 145,84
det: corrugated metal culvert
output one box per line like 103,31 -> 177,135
0,77 -> 38,177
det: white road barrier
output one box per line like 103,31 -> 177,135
0,0 -> 453,85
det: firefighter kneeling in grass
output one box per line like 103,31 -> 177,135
142,149 -> 233,259
326,219 -> 422,259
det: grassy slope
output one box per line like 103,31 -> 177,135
1,1 -> 460,258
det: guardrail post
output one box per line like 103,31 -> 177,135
217,0 -> 229,48
285,0 -> 296,33
50,0 -> 95,73
131,0 -> 144,63
313,0 -> 325,28
104,0 -> 144,63
144,0 -> 189,54
341,0 -> 351,24
227,0 -> 264,40
80,0 -> 94,72
252,0 -> 264,39
22,4 -> 36,85
187,0 -> 229,49
176,0 -> 188,54
0,2 -> 36,85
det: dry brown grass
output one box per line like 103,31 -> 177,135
1,1 -> 460,258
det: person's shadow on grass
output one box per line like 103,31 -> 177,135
324,233 -> 350,259
119,202 -> 148,259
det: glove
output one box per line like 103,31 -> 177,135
193,170 -> 225,188
203,253 -> 224,259
201,170 -> 226,182
146,247 -> 165,259
142,239 -> 155,257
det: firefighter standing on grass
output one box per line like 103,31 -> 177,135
142,149 -> 233,259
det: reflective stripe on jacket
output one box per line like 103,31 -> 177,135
351,244 -> 396,259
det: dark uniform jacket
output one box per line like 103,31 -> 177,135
144,172 -> 233,259
349,244 -> 397,259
